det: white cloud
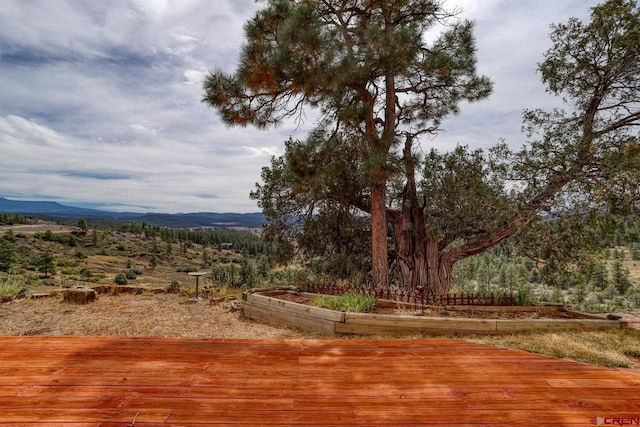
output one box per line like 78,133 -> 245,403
183,69 -> 206,85
245,146 -> 281,159
0,0 -> 603,213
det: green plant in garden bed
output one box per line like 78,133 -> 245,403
314,292 -> 377,313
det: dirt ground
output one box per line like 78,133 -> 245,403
0,293 -> 310,339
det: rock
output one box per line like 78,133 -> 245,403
413,309 -> 424,316
607,314 -> 623,321
62,288 -> 97,304
228,300 -> 242,312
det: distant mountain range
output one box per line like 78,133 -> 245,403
0,197 -> 266,229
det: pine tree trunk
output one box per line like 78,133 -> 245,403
371,182 -> 390,289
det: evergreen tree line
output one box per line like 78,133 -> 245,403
452,237 -> 640,310
116,223 -> 271,256
0,213 -> 28,226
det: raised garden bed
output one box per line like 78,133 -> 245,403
242,289 -> 626,336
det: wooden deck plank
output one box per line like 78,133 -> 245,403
0,408 -> 172,423
353,409 -> 640,425
0,336 -> 639,425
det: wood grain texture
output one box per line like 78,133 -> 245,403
0,336 -> 638,425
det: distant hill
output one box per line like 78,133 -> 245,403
0,197 -> 266,229
0,197 -> 140,219
123,212 -> 267,229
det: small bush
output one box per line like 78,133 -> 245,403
79,268 -> 93,278
125,269 -> 138,280
61,267 -> 79,275
0,274 -> 26,302
176,266 -> 198,273
167,280 -> 181,293
114,273 -> 128,285
314,292 -> 377,313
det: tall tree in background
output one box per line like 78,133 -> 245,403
249,0 -> 640,294
203,0 -> 492,289
395,0 -> 640,293
35,252 -> 56,278
509,0 -> 640,276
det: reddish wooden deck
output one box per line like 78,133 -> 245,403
0,336 -> 639,426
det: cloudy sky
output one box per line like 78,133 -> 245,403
0,0 -> 598,213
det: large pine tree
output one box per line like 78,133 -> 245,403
203,0 -> 492,289
248,0 -> 640,294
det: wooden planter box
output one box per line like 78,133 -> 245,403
242,291 -> 626,336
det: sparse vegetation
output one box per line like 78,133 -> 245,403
0,222 -> 272,292
470,329 -> 640,369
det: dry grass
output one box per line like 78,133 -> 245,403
468,329 -> 640,368
0,292 -> 311,339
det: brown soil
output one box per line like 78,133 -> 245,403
272,292 -> 590,320
0,293 -> 310,338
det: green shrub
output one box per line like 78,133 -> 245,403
114,273 -> 128,285
314,292 -> 377,313
176,266 -> 198,273
0,274 -> 26,302
61,267 -> 79,275
268,269 -> 320,290
125,269 -> 138,280
167,280 -> 181,293
79,268 -> 93,278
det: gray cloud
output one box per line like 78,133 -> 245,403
0,0 -> 601,213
